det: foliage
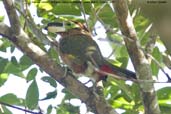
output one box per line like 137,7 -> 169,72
0,0 -> 170,114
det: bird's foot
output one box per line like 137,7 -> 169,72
64,66 -> 72,76
58,66 -> 73,82
89,80 -> 104,97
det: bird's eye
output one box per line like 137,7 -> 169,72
65,22 -> 80,30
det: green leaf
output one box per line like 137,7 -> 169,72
26,68 -> 38,81
0,73 -> 9,86
131,83 -> 141,103
48,48 -> 60,63
0,93 -> 20,104
51,3 -> 81,16
56,105 -> 70,114
38,3 -> 53,11
112,45 -> 128,59
139,31 -> 150,46
151,47 -> 162,76
37,3 -> 81,19
3,61 -> 25,78
41,90 -> 57,101
41,76 -> 57,88
11,56 -> 18,65
19,55 -> 33,70
57,103 -> 79,114
10,46 -> 15,53
117,57 -> 129,68
157,87 -> 171,100
157,87 -> 171,114
0,57 -> 8,73
62,88 -> 76,100
1,57 -> 25,78
0,106 -> 12,114
160,105 -> 171,114
26,80 -> 39,110
82,2 -> 92,14
110,79 -> 133,102
111,97 -> 134,110
0,38 -> 12,52
98,4 -> 117,27
134,16 -> 150,34
0,16 -> 4,22
4,62 -> 21,74
105,85 -> 120,104
47,105 -> 53,114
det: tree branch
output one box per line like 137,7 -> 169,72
1,0 -> 118,114
113,0 -> 160,114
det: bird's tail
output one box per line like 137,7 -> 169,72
99,60 -> 136,80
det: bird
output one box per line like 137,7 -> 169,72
45,21 -> 136,83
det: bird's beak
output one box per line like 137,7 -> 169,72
45,22 -> 66,33
46,26 -> 66,33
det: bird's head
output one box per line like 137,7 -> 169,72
45,21 -> 90,36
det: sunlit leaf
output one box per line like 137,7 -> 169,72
117,57 -> 129,68
0,73 -> 9,86
0,93 -> 20,104
157,87 -> 171,99
38,3 -> 53,11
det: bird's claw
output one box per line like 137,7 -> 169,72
58,66 -> 73,82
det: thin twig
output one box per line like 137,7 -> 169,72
0,101 -> 42,114
147,53 -> 171,81
80,0 -> 89,31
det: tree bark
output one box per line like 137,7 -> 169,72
113,0 -> 161,114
